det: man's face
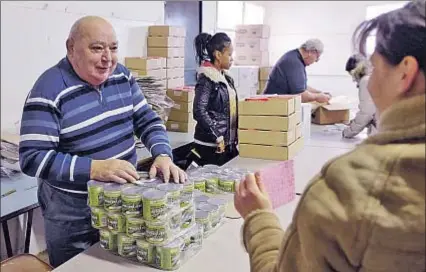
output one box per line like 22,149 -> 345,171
67,22 -> 118,86
305,50 -> 321,66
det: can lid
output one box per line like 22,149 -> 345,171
164,237 -> 184,248
103,183 -> 123,192
141,181 -> 160,189
142,189 -> 167,200
195,195 -> 210,203
87,180 -> 104,187
157,183 -> 183,192
199,203 -> 219,212
195,210 -> 209,219
207,198 -> 227,207
121,186 -> 142,196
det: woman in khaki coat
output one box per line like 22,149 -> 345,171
234,1 -> 426,271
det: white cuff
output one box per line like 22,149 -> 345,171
216,136 -> 224,144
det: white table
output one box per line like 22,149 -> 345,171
54,125 -> 364,271
136,132 -> 194,160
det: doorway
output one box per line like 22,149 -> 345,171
164,1 -> 202,86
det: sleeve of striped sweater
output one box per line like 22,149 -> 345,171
128,73 -> 173,159
19,72 -> 92,183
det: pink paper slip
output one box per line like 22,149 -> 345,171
258,160 -> 295,209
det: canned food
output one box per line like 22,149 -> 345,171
87,180 -> 104,207
117,234 -> 136,258
103,184 -> 122,212
207,198 -> 227,219
180,180 -> 194,208
195,210 -> 211,234
136,239 -> 154,264
194,180 -> 206,192
154,238 -> 183,270
107,212 -> 125,233
121,186 -> 143,215
199,203 -> 220,229
145,220 -> 170,244
142,190 -> 168,221
91,207 -> 107,229
100,228 -> 118,251
125,215 -> 145,238
181,205 -> 195,229
157,183 -> 183,207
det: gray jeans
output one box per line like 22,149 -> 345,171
38,181 -> 99,268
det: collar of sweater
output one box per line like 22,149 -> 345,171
197,62 -> 231,86
364,94 -> 425,145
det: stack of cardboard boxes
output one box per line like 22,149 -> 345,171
238,95 -> 303,161
258,67 -> 272,94
147,25 -> 186,90
234,24 -> 270,67
227,66 -> 259,100
166,87 -> 196,133
124,57 -> 167,87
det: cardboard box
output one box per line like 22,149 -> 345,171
311,96 -> 351,125
167,87 -> 195,102
296,123 -> 302,139
167,77 -> 185,89
168,109 -> 194,123
167,58 -> 185,68
124,57 -> 165,70
148,25 -> 186,37
234,51 -> 269,66
238,129 -> 296,146
236,24 -> 270,39
239,114 -> 299,131
259,80 -> 268,94
171,100 -> 191,113
227,66 -> 259,89
147,36 -> 185,48
166,68 -> 185,79
166,120 -> 195,133
148,47 -> 185,58
239,137 -> 304,161
312,107 -> 350,125
235,37 -> 269,52
239,96 -> 296,116
295,111 -> 302,123
259,67 -> 272,81
130,69 -> 167,79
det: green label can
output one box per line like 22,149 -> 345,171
219,179 -> 235,193
194,180 -> 206,192
103,184 -> 122,212
181,205 -> 195,229
199,203 -> 220,229
180,181 -> 194,208
121,187 -> 143,215
136,239 -> 154,264
142,190 -> 168,221
207,198 -> 227,219
195,210 -> 211,234
87,180 -> 104,207
145,220 -> 170,244
91,207 -> 107,229
126,215 -> 145,238
100,228 -> 117,252
155,239 -> 183,270
107,212 -> 125,233
205,178 -> 219,194
117,234 -> 136,258
157,183 -> 183,207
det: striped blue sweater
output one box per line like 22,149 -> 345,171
19,57 -> 172,192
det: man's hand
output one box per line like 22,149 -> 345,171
315,93 -> 331,103
90,159 -> 139,184
149,155 -> 187,183
234,172 -> 273,219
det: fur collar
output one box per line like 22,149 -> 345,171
197,64 -> 231,86
364,94 -> 425,144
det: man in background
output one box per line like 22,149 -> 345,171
264,39 -> 331,103
19,16 -> 185,267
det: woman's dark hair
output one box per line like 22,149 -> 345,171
194,32 -> 232,65
345,56 -> 359,73
353,0 -> 425,71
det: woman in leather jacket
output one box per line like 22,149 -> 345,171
189,32 -> 238,166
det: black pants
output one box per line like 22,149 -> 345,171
38,181 -> 99,268
186,143 -> 238,167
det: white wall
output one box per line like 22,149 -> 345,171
263,0 -> 405,104
202,1 -> 217,34
0,1 -> 165,258
1,1 -> 165,131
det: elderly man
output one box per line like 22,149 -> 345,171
264,39 -> 331,103
19,16 -> 186,267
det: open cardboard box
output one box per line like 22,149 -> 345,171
311,96 -> 351,125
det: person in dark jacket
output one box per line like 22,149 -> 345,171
189,32 -> 238,166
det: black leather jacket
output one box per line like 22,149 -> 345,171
193,65 -> 238,147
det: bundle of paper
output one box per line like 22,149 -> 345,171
1,131 -> 21,178
136,76 -> 175,122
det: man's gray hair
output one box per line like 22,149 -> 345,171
300,39 -> 324,54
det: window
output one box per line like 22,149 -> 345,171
216,1 -> 265,40
365,1 -> 409,54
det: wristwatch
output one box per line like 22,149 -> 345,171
157,154 -> 170,158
